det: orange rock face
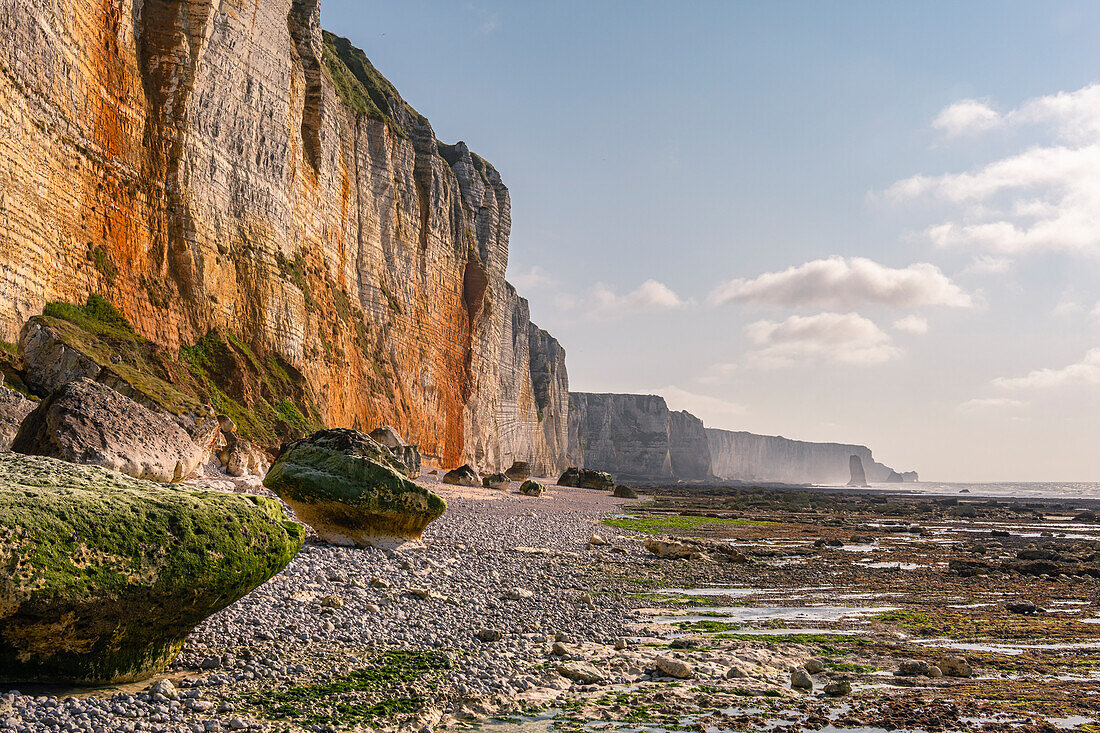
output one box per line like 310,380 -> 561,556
0,0 -> 568,472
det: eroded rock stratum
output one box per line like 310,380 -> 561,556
0,1 -> 567,473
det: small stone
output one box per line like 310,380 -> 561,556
370,578 -> 391,590
928,665 -> 943,678
804,658 -> 825,674
506,588 -> 534,600
824,679 -> 852,697
588,533 -> 609,546
725,664 -> 750,679
614,638 -> 628,651
319,595 -> 343,608
476,629 -> 502,643
551,642 -> 570,656
149,679 -> 177,700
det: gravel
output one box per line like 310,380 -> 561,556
0,481 -> 631,732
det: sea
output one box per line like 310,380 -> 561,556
829,481 -> 1100,501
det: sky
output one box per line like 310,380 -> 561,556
320,1 -> 1100,482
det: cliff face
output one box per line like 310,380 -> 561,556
706,429 -> 900,484
495,284 -> 569,475
0,1 -> 565,469
568,393 -> 711,481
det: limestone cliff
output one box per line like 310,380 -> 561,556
706,428 -> 909,484
0,1 -> 565,470
568,393 -> 712,481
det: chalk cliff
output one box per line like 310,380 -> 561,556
0,2 -> 565,470
706,428 -> 906,484
567,393 -> 712,481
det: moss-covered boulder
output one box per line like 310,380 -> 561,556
263,429 -> 445,549
519,480 -> 544,497
0,453 -> 303,685
504,461 -> 531,481
482,473 -> 509,490
557,467 -> 615,491
613,485 -> 639,499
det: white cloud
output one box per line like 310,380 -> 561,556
743,312 -> 901,367
509,265 -> 557,291
708,256 -> 973,310
992,348 -> 1100,390
892,315 -> 929,334
653,385 -> 748,426
554,279 -> 688,320
958,397 -> 1028,412
964,255 -> 1013,274
1052,298 -> 1084,317
887,83 -> 1100,256
933,99 -> 1002,137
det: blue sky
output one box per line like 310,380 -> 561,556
322,1 -> 1100,481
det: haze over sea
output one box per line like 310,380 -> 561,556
829,482 -> 1100,500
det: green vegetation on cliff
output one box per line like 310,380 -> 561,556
321,31 -> 429,137
34,295 -> 322,448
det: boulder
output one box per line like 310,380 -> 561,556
557,467 -> 614,490
263,429 -> 446,548
441,464 -> 480,487
790,667 -> 814,690
824,679 -> 852,696
505,461 -> 532,481
643,537 -> 693,559
894,659 -> 931,677
219,439 -> 266,478
613,485 -> 638,499
391,445 -> 422,479
937,656 -> 972,678
12,379 -> 206,483
368,425 -> 405,450
519,479 -> 544,497
1005,601 -> 1045,615
0,453 -> 303,684
655,656 -> 694,679
557,662 -> 605,685
847,455 -> 869,487
482,473 -> 510,490
0,386 -> 34,451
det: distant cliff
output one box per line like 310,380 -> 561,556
0,2 -> 567,470
567,393 -> 712,481
706,428 -> 908,484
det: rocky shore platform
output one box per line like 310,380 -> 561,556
2,480 -> 1099,733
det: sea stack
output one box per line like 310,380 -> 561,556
847,455 -> 870,487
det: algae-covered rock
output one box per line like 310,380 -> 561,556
264,429 -> 445,548
519,479 -> 544,497
482,473 -> 509,490
557,467 -> 615,490
613,485 -> 638,499
0,452 -> 303,684
441,464 -> 480,487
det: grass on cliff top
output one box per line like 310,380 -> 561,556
322,31 -> 428,137
602,514 -> 770,534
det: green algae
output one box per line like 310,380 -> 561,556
602,515 -> 770,534
250,650 -> 449,727
0,453 -> 303,684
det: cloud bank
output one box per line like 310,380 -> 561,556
888,83 -> 1100,256
743,312 -> 901,367
993,348 -> 1100,390
555,279 -> 689,320
708,256 -> 972,310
